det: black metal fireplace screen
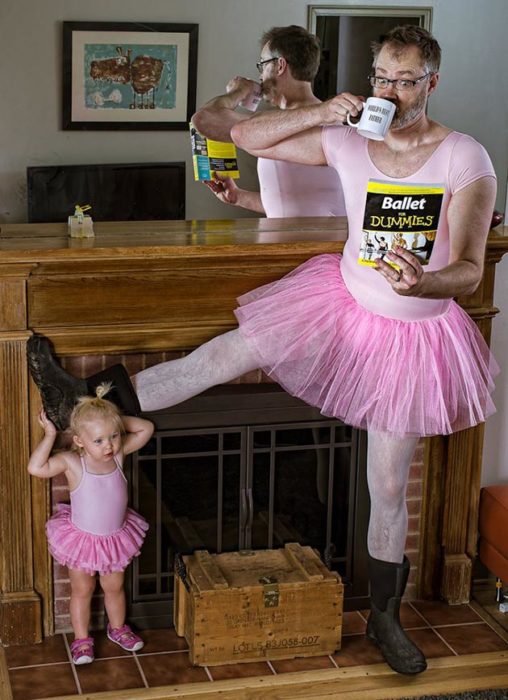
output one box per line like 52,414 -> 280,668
126,385 -> 369,627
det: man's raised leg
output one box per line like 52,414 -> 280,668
133,330 -> 261,412
27,329 -> 260,428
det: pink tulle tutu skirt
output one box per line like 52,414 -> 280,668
46,504 -> 148,576
234,254 -> 497,437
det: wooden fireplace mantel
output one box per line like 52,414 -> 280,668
0,217 -> 506,646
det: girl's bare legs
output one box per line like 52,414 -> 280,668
69,569 -> 96,639
133,329 -> 260,412
100,571 -> 126,629
366,431 -> 419,563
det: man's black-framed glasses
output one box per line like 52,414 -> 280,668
368,73 -> 432,91
256,57 -> 279,73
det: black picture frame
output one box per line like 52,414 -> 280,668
62,21 -> 198,130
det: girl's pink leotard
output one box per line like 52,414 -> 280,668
257,158 -> 346,217
71,455 -> 129,535
234,128 -> 498,436
46,454 -> 148,575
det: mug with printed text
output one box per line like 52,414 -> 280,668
347,97 -> 396,140
240,83 -> 263,112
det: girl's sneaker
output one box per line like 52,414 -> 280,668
107,624 -> 144,652
70,637 -> 94,665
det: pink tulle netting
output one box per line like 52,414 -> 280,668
234,254 -> 498,437
46,504 -> 148,576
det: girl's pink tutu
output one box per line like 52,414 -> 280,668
46,504 -> 148,576
234,254 -> 498,437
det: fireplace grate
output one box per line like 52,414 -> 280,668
126,386 -> 369,627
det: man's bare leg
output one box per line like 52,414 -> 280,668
364,430 -> 426,675
366,431 -> 418,563
133,329 -> 261,412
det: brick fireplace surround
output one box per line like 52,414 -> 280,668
0,217 -> 506,646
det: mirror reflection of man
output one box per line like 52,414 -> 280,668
192,25 -> 346,218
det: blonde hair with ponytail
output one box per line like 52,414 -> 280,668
69,382 -> 124,443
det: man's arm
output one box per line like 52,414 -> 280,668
204,174 -> 265,214
231,92 -> 364,165
377,176 -> 497,298
191,77 -> 258,142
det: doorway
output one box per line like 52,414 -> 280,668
308,5 -> 432,99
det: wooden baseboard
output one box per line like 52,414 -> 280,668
19,650 -> 508,700
0,592 -> 42,646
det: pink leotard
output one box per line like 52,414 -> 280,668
322,128 -> 496,321
70,455 -> 128,535
258,157 -> 346,217
46,452 -> 148,575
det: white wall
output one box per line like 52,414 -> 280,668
482,174 -> 508,485
1,0 -> 507,482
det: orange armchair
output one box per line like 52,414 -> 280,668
479,485 -> 508,590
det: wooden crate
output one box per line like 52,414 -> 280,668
173,543 -> 343,666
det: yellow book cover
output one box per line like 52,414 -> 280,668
190,123 -> 240,181
358,179 -> 445,269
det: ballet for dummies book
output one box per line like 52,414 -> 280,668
358,180 -> 445,268
190,123 -> 240,181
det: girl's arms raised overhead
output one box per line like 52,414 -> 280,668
27,410 -> 71,478
121,415 -> 154,456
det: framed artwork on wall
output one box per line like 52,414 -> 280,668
62,21 -> 198,130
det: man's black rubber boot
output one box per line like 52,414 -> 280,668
366,554 -> 427,675
27,333 -> 140,430
86,364 -> 140,419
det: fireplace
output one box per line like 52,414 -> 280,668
48,352 -> 424,635
1,217 -> 503,646
128,384 -> 370,628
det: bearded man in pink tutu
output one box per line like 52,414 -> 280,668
28,25 -> 497,676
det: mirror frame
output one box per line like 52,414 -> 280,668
307,6 -> 433,100
308,5 -> 433,33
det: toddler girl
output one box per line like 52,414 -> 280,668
28,385 -> 154,665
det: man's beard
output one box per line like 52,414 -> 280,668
390,90 -> 427,129
261,77 -> 277,102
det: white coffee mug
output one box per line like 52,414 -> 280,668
347,97 -> 396,140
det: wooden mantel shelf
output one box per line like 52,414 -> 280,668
0,217 -> 506,647
0,218 -> 348,356
0,217 -> 347,257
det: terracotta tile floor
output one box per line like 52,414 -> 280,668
4,600 -> 508,699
